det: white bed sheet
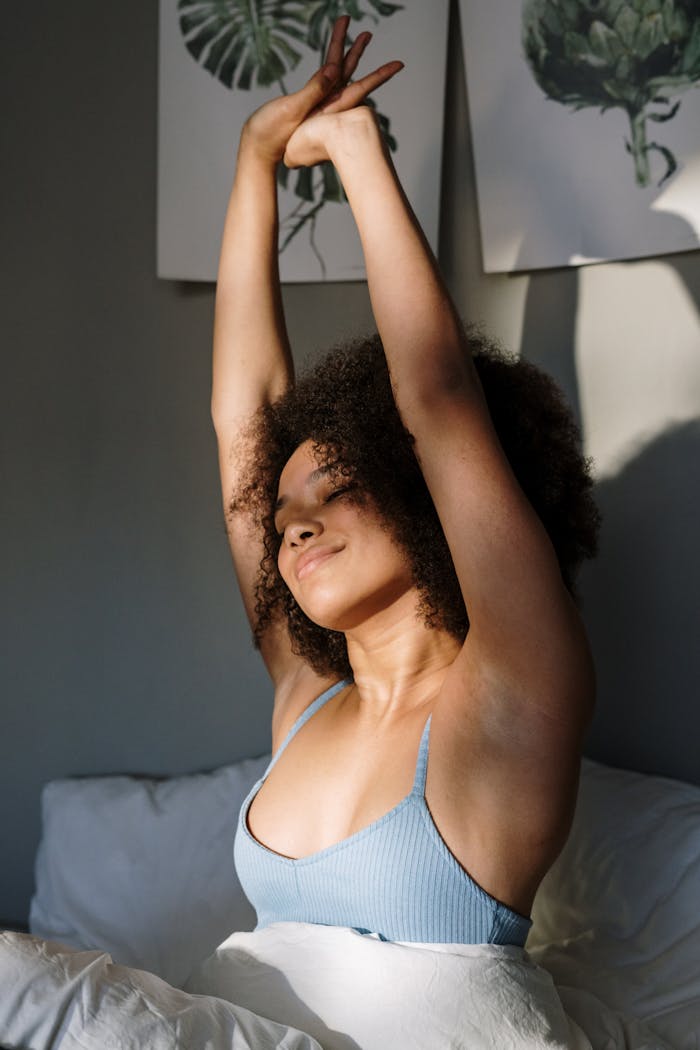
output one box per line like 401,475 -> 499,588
187,921 -> 668,1050
0,924 -> 666,1050
0,931 -> 322,1050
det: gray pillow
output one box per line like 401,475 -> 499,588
30,754 -> 269,987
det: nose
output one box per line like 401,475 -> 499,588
285,518 -> 322,548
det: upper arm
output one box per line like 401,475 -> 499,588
399,346 -> 595,868
330,124 -> 590,709
406,369 -> 592,718
215,420 -> 308,688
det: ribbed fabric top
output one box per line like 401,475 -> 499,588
234,680 -> 531,946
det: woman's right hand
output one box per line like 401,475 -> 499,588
241,16 -> 399,165
241,64 -> 339,165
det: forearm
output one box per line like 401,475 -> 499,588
326,113 -> 478,407
209,18 -> 402,430
211,137 -> 293,430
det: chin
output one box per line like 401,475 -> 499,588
295,584 -> 409,635
295,595 -> 353,633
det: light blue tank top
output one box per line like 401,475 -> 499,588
234,681 -> 531,946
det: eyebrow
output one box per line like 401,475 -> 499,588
274,464 -> 335,513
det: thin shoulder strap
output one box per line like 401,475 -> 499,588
263,679 -> 351,778
411,714 -> 432,797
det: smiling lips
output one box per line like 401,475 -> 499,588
296,545 -> 342,581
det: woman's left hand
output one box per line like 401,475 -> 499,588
283,18 -> 403,169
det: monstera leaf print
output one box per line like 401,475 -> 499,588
522,0 -> 700,187
178,0 -> 403,271
276,0 -> 403,269
305,0 -> 403,52
178,0 -> 308,89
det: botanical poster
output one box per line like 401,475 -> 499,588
459,0 -> 700,272
158,0 -> 449,282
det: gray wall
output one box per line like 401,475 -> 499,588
2,1 -> 699,925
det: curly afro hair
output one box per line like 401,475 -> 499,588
233,330 -> 600,679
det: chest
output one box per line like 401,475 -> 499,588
247,708 -> 431,861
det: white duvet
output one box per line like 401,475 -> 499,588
0,923 -> 667,1050
0,931 -> 320,1050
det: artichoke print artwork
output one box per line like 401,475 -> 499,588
178,0 -> 403,273
522,0 -> 700,187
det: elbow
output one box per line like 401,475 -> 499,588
396,324 -> 482,410
403,357 -> 483,419
210,399 -> 228,433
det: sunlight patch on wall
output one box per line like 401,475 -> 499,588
576,261 -> 700,481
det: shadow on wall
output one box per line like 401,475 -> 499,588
519,267 -> 582,430
668,252 -> 700,318
578,419 -> 700,786
519,258 -> 699,786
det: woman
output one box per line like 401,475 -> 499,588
212,17 -> 598,948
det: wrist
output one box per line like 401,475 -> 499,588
325,108 -> 384,166
238,139 -> 281,188
239,123 -> 282,171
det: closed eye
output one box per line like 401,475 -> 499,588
324,485 -> 354,503
274,483 -> 357,536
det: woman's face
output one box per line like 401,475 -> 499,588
275,440 -> 414,632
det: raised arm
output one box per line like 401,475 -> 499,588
211,20 -> 402,691
285,106 -> 591,680
285,103 -> 594,733
211,95 -> 308,684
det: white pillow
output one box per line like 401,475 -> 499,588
30,754 -> 269,988
528,758 -> 700,1048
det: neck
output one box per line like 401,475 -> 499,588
343,589 -> 461,720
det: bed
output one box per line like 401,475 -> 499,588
1,752 -> 698,1048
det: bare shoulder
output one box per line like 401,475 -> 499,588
270,664 -> 347,755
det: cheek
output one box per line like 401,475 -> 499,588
276,543 -> 291,586
276,543 -> 303,602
